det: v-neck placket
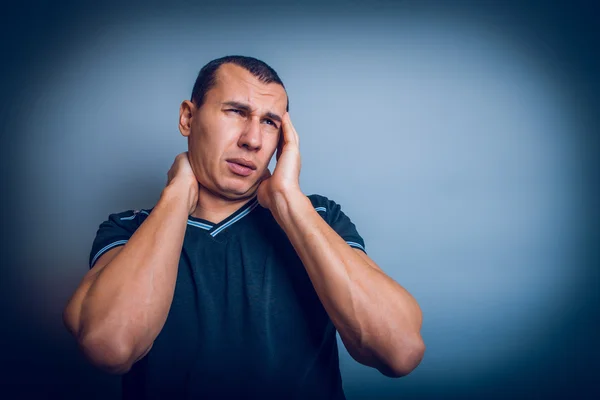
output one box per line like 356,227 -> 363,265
186,196 -> 260,237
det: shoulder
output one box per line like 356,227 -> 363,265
96,207 -> 154,231
306,193 -> 366,252
109,208 -> 153,221
89,207 -> 154,269
305,193 -> 348,223
306,193 -> 338,209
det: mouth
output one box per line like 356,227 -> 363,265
226,158 -> 257,170
226,158 -> 257,177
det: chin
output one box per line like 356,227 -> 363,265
217,179 -> 258,199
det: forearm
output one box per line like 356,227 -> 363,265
270,191 -> 424,376
76,183 -> 190,365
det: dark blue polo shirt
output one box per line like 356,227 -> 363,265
89,194 -> 366,400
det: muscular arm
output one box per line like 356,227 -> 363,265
270,191 -> 425,377
63,159 -> 197,374
260,113 -> 425,378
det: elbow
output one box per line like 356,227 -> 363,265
381,336 -> 426,378
62,305 -> 78,338
78,331 -> 136,375
62,304 -> 135,374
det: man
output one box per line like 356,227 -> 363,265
63,56 -> 425,399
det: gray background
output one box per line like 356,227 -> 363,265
1,0 -> 598,399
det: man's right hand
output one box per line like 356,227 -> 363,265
166,152 -> 199,215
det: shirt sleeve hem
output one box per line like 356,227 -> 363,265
346,241 -> 367,254
90,240 -> 128,269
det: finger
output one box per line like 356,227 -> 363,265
275,131 -> 284,162
281,112 -> 299,147
285,112 -> 299,145
290,113 -> 300,145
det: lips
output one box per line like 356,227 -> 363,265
226,158 -> 257,177
227,158 -> 257,170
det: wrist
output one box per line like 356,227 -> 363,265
269,188 -> 310,226
161,180 -> 197,215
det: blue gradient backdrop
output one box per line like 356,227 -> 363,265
1,1 -> 598,399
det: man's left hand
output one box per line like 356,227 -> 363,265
257,112 -> 302,210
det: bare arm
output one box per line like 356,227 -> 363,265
271,192 -> 425,377
63,153 -> 198,374
257,114 -> 424,378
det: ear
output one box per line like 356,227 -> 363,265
179,100 -> 196,137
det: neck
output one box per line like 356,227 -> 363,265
190,186 -> 256,224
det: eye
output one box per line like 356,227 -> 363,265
226,109 -> 244,116
263,119 -> 277,128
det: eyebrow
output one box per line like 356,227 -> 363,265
222,101 -> 282,124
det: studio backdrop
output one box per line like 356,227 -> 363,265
1,1 -> 598,399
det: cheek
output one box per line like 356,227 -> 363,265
193,122 -> 227,156
188,137 -> 216,179
265,131 -> 281,154
211,119 -> 242,148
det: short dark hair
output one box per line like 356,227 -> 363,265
190,55 -> 289,111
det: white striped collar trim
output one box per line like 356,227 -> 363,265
185,197 -> 259,236
186,220 -> 213,230
210,198 -> 260,237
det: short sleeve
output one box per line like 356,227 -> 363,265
88,209 -> 149,269
308,194 -> 367,254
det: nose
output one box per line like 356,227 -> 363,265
238,117 -> 262,151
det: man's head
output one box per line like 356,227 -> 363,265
179,56 -> 289,201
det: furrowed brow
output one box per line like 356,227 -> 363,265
264,112 -> 282,124
222,101 -> 252,113
223,101 -> 282,124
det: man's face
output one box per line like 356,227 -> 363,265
181,63 -> 288,200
